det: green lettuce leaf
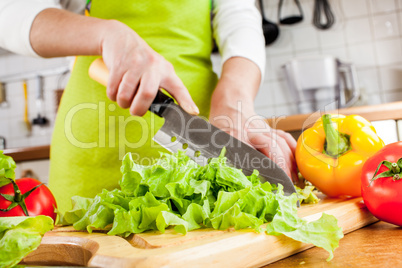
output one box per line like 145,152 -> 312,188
0,216 -> 54,268
266,193 -> 343,261
0,150 -> 16,187
156,211 -> 188,234
58,196 -> 94,225
182,201 -> 210,230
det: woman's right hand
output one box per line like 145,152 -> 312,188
100,20 -> 199,116
30,9 -> 197,116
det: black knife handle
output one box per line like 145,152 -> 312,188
149,91 -> 174,117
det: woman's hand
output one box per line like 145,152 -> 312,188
100,21 -> 198,116
30,9 -> 198,116
209,57 -> 297,180
209,98 -> 297,181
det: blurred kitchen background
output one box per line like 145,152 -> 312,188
0,0 -> 401,152
215,0 -> 402,114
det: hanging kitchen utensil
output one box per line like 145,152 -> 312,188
313,0 -> 335,29
278,0 -> 304,25
258,0 -> 280,45
0,82 -> 9,108
22,80 -> 32,135
88,58 -> 297,196
32,76 -> 49,126
0,83 -> 4,104
0,136 -> 5,150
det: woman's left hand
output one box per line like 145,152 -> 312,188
209,99 -> 297,181
209,57 -> 297,181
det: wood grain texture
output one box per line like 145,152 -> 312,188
22,196 -> 378,268
265,221 -> 402,268
266,101 -> 402,132
3,145 -> 50,162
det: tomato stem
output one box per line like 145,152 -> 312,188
391,162 -> 400,174
370,159 -> 402,185
14,190 -> 21,202
0,178 -> 43,216
322,114 -> 351,157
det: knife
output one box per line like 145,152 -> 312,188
88,58 -> 297,195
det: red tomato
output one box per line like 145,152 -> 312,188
0,177 -> 57,221
361,142 -> 402,226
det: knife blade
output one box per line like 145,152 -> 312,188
89,58 -> 297,195
151,97 -> 297,195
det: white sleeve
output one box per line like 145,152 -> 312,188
0,0 -> 61,57
212,0 -> 266,77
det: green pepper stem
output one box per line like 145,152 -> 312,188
322,114 -> 350,157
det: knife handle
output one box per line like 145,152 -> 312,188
89,58 -> 174,117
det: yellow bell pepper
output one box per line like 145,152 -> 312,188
296,114 -> 384,197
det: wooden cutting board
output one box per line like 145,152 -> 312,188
22,196 -> 377,267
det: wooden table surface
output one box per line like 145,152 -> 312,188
265,221 -> 402,267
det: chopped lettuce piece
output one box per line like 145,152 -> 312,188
295,185 -> 320,204
0,216 -> 54,268
266,194 -> 343,261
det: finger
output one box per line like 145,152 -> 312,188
268,131 -> 297,176
276,129 -> 297,153
106,66 -> 124,102
129,72 -> 159,116
270,130 -> 298,181
116,71 -> 140,109
248,132 -> 292,178
160,64 -> 199,115
273,135 -> 298,182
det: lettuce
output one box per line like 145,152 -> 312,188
0,216 -> 54,268
266,193 -> 343,261
62,149 -> 343,260
0,150 -> 16,187
295,185 -> 320,204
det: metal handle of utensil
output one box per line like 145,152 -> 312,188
88,58 -> 174,117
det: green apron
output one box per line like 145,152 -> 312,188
48,0 -> 218,213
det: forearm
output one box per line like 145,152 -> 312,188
30,8 -> 115,57
30,8 -> 197,116
209,57 -> 296,179
211,57 -> 261,110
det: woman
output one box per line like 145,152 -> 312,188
0,0 -> 296,213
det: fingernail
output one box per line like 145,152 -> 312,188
186,104 -> 199,115
192,105 -> 200,115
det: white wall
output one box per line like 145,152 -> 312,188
0,54 -> 71,149
260,0 -> 402,117
213,0 -> 402,117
